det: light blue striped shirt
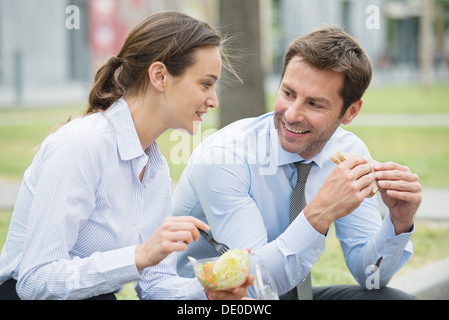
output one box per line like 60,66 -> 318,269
174,112 -> 414,297
0,98 -> 205,300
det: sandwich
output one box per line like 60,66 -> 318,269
331,151 -> 379,198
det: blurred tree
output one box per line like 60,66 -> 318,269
419,0 -> 434,90
219,0 -> 266,128
435,0 -> 449,71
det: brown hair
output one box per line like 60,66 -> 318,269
88,11 -> 233,114
282,26 -> 373,114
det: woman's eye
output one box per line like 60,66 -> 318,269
203,83 -> 212,89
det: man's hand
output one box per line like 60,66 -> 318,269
305,155 -> 376,234
374,162 -> 422,234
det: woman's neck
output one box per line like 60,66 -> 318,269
124,93 -> 168,151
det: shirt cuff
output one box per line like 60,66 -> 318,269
378,212 -> 414,255
276,211 -> 326,264
105,245 -> 142,289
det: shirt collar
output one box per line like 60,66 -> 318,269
104,98 -> 146,161
268,114 -> 326,169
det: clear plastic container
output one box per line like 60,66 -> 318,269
189,249 -> 250,291
253,259 -> 279,300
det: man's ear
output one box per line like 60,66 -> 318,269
341,99 -> 363,125
148,61 -> 167,92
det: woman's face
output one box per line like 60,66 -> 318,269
164,46 -> 222,135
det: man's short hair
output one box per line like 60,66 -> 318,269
282,26 -> 373,115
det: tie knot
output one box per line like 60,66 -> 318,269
295,162 -> 314,184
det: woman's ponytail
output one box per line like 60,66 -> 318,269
87,55 -> 124,114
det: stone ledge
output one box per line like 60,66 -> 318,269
389,258 -> 449,300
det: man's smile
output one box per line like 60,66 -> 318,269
284,122 -> 310,134
281,120 -> 312,138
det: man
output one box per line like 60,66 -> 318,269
173,26 -> 422,300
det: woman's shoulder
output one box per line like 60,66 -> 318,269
39,112 -> 117,159
56,112 -> 113,141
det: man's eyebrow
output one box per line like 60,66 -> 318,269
281,82 -> 331,105
280,82 -> 296,93
309,96 -> 331,105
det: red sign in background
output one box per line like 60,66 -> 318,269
88,0 -> 128,56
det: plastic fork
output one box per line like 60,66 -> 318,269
199,229 -> 229,255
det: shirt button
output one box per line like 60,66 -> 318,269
315,248 -> 321,254
389,242 -> 395,247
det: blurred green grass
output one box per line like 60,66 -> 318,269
346,126 -> 449,188
0,105 -> 85,180
362,84 -> 449,114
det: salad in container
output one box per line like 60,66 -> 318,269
189,249 -> 250,291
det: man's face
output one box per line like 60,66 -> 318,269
274,56 -> 356,159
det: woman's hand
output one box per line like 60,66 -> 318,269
135,216 -> 210,271
204,274 -> 255,300
204,248 -> 254,300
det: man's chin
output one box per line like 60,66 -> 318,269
278,137 -> 303,155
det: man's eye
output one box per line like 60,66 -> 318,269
283,90 -> 293,98
203,83 -> 212,89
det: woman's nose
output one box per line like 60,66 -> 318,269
207,91 -> 219,109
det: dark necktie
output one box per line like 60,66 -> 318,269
289,162 -> 314,300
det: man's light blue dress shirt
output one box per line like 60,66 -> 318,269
0,98 -> 204,300
173,112 -> 413,298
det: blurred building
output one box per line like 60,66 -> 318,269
277,0 -> 448,86
0,0 -> 214,107
1,0 -> 85,106
0,0 -> 447,107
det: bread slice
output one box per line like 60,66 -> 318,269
331,151 -> 379,198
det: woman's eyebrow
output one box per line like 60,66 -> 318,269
204,74 -> 219,82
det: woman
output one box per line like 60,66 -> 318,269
0,11 -> 250,300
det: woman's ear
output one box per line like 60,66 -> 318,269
341,99 -> 363,125
148,61 -> 167,92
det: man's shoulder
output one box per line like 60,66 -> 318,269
327,126 -> 371,156
189,113 -> 274,165
202,112 -> 273,147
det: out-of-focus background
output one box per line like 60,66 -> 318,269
1,0 -> 448,113
0,0 -> 448,299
